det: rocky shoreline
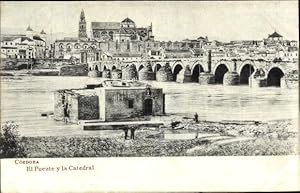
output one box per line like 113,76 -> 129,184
162,117 -> 298,140
18,118 -> 298,158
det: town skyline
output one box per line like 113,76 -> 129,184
1,1 -> 298,42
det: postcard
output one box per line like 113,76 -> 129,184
0,1 -> 299,192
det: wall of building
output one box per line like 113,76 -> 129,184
96,88 -> 164,122
54,38 -> 206,61
54,91 -> 64,121
54,91 -> 78,123
54,90 -> 101,123
78,95 -> 100,120
59,64 -> 88,76
54,40 -> 99,59
1,36 -> 46,59
68,94 -> 79,123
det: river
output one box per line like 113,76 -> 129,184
0,76 -> 298,136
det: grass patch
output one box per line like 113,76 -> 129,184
187,138 -> 298,156
20,136 -> 298,158
21,136 -> 210,158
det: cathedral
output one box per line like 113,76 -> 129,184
53,10 -> 202,60
79,10 -> 154,41
54,10 -> 154,60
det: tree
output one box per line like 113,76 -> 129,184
0,122 -> 26,158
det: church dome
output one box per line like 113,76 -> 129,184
268,31 -> 283,38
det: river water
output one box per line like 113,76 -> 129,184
0,76 -> 298,136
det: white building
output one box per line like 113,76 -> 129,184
0,26 -> 47,59
276,47 -> 298,62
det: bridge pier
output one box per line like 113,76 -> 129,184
223,72 -> 240,86
198,72 -> 215,85
249,77 -> 267,88
176,72 -> 191,83
88,70 -> 100,78
138,65 -> 155,81
122,65 -> 138,80
156,66 -> 173,82
102,69 -> 111,78
111,69 -> 122,79
176,67 -> 191,83
280,77 -> 298,89
86,58 -> 292,89
280,77 -> 288,89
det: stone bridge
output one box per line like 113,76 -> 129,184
87,56 -> 298,88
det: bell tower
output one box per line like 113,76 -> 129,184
78,9 -> 87,38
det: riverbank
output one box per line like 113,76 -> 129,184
21,136 -> 297,157
0,69 -> 59,76
0,63 -> 87,76
160,116 -> 298,139
18,118 -> 298,157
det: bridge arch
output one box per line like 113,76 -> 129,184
172,62 -> 184,81
95,65 -> 99,71
131,63 -> 137,71
266,64 -> 286,76
92,64 -> 98,71
214,63 -> 230,84
213,62 -> 232,75
171,61 -> 184,73
66,43 -> 72,49
267,66 -> 285,87
238,61 -> 256,85
191,63 -> 205,82
138,65 -> 144,71
153,63 -> 162,72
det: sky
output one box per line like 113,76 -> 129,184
1,1 -> 299,42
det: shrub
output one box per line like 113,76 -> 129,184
0,122 -> 26,158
